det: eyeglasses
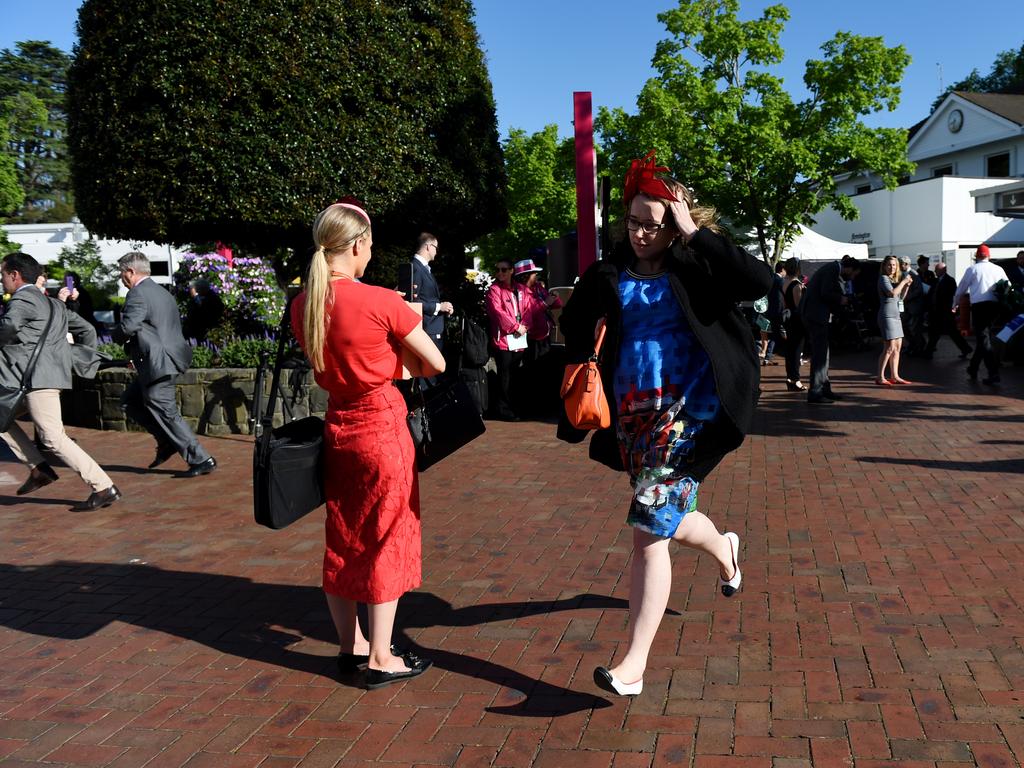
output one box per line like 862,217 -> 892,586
625,216 -> 669,234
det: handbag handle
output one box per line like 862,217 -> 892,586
590,318 -> 607,362
255,298 -> 295,446
18,296 -> 57,392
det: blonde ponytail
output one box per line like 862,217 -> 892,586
303,244 -> 331,372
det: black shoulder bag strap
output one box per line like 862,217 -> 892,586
17,296 -> 57,394
254,300 -> 294,451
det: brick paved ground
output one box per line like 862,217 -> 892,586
0,345 -> 1022,767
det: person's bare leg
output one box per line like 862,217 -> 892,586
609,529 -> 672,685
325,592 -> 368,655
891,339 -> 904,380
367,599 -> 408,673
877,342 -> 892,380
671,509 -> 736,579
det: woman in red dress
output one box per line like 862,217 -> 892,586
291,201 -> 445,689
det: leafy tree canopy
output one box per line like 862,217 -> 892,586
471,125 -> 580,272
0,41 -> 74,222
67,0 -> 507,286
932,43 -> 1024,111
596,0 -> 914,263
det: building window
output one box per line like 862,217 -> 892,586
987,152 -> 1010,177
855,184 -> 871,195
932,165 -> 953,178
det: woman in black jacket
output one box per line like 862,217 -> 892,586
558,152 -> 772,697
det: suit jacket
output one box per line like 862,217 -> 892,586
113,278 -> 192,385
0,286 -> 99,390
398,257 -> 444,341
800,260 -> 845,324
930,273 -> 958,317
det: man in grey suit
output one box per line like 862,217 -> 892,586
800,255 -> 861,404
1,252 -> 121,510
114,252 -> 216,476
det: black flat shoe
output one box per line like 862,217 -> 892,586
181,457 -> 217,477
785,380 -> 804,391
364,657 -> 432,690
337,652 -> 370,674
17,462 -> 58,496
72,485 -> 122,511
338,646 -> 421,674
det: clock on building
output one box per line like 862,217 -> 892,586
948,108 -> 964,133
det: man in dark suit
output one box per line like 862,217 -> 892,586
923,261 -> 971,359
397,233 -> 453,351
0,252 -> 120,509
113,252 -> 215,476
800,255 -> 861,403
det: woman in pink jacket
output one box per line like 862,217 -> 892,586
485,258 -> 538,421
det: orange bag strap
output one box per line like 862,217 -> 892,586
591,319 -> 607,361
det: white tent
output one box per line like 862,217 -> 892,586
775,225 -> 869,262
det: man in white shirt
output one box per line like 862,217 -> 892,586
952,244 -> 1008,385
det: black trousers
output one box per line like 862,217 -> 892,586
122,375 -> 211,466
492,349 -> 526,417
966,300 -> 1000,378
784,318 -> 805,384
925,312 -> 971,355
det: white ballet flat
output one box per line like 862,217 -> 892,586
593,666 -> 643,696
719,532 -> 742,597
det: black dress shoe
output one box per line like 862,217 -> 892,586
182,457 -> 217,477
807,392 -> 835,404
982,376 -> 1001,385
148,443 -> 178,469
17,462 -> 59,496
337,652 -> 370,674
364,656 -> 432,690
72,485 -> 121,511
823,389 -> 843,401
338,646 -> 421,674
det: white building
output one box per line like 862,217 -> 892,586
814,91 -> 1024,280
2,220 -> 185,290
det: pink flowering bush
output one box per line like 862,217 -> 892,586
174,252 -> 285,331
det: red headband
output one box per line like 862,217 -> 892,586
623,150 -> 679,210
332,195 -> 371,226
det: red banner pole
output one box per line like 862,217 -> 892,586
574,92 -> 597,274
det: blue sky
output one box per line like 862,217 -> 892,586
2,0 -> 1022,138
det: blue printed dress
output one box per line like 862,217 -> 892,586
613,269 -> 720,537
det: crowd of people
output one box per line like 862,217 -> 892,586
4,153 -> 1021,701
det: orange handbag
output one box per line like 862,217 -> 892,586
560,320 -> 611,430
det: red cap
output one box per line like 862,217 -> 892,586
976,244 -> 990,258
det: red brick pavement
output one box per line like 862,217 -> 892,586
0,346 -> 1022,767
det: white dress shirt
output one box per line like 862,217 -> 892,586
952,260 -> 1008,307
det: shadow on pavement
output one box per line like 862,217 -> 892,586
856,455 -> 1024,474
0,560 -> 621,717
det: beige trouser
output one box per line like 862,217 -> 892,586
1,388 -> 112,492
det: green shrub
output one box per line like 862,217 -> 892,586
218,338 -> 277,368
190,345 -> 215,368
96,341 -> 125,360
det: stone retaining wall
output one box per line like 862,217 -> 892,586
62,367 -> 328,436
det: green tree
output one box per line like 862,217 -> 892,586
0,41 -> 73,222
471,125 -> 579,270
932,43 -> 1024,110
597,0 -> 914,263
67,0 -> 506,287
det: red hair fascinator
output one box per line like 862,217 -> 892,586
623,150 -> 679,210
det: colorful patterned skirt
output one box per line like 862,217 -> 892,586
322,384 -> 421,603
617,398 -> 707,538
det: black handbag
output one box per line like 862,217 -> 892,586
0,298 -> 56,433
252,304 -> 325,529
407,376 -> 486,472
